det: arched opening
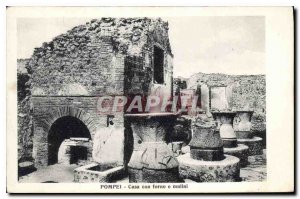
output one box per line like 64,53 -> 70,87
48,116 -> 91,165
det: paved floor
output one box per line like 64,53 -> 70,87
19,149 -> 267,183
19,164 -> 78,183
240,149 -> 267,182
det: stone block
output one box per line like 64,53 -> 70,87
222,138 -> 238,148
74,163 -> 125,183
237,136 -> 263,156
236,131 -> 254,139
92,127 -> 125,166
224,144 -> 249,167
190,147 -> 224,161
128,167 -> 181,183
178,154 -> 240,182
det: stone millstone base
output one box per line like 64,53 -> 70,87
190,147 -> 224,161
222,138 -> 238,148
237,136 -> 263,156
236,131 -> 254,139
177,154 -> 240,182
224,144 -> 249,167
128,167 -> 180,183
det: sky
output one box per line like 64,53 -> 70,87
17,16 -> 265,77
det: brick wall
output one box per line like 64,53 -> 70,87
20,18 -> 174,168
32,96 -> 124,168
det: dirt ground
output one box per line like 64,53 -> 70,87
19,149 -> 266,183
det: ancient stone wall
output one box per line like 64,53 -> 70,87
173,78 -> 187,95
184,72 -> 266,132
22,18 -> 173,167
17,59 -> 33,162
122,18 -> 174,102
29,38 -> 124,96
28,17 -> 172,97
31,96 -> 124,167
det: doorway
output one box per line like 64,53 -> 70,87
48,116 -> 91,165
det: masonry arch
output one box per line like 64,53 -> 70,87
48,116 -> 91,165
39,106 -> 96,134
35,106 -> 97,166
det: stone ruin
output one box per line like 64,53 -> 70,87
177,120 -> 240,182
17,17 -> 265,183
18,17 -> 176,182
235,111 -> 263,156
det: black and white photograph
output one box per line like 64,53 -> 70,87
6,6 -> 294,193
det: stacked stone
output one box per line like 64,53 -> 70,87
28,17 -> 172,96
235,111 -> 263,156
17,59 -> 33,162
177,120 -> 240,182
211,111 -> 249,167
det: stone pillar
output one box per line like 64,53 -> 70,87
211,111 -> 237,147
189,123 -> 224,161
177,121 -> 240,182
211,111 -> 250,167
235,111 -> 263,156
125,113 -> 180,183
33,126 -> 48,168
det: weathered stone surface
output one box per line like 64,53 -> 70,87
181,146 -> 191,154
236,131 -> 254,139
211,111 -> 235,129
183,73 -> 266,132
224,144 -> 249,167
31,102 -> 120,168
92,126 -> 124,166
171,116 -> 192,144
74,163 -> 125,183
190,120 -> 222,148
211,111 -> 237,148
17,59 -> 33,162
173,78 -> 187,96
128,141 -> 178,170
237,137 -> 263,156
222,138 -> 238,148
18,96 -> 33,162
178,154 -> 240,182
190,147 -> 224,161
126,113 -> 180,182
169,141 -> 184,156
189,118 -> 224,161
58,139 -> 92,165
234,111 -> 253,131
128,167 -> 181,183
210,86 -> 229,111
27,18 -> 173,97
19,18 -> 175,170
